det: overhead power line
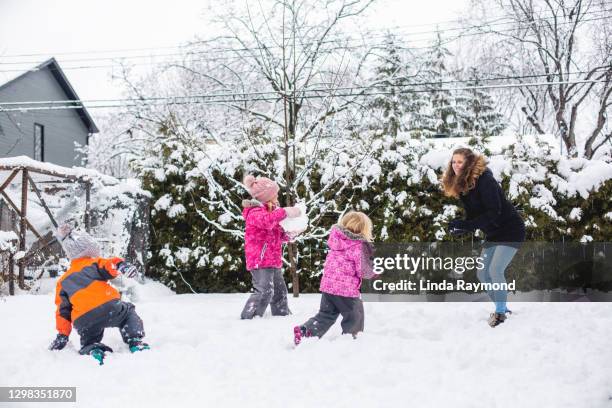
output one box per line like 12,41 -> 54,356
1,5 -> 610,62
0,79 -> 606,112
0,67 -> 607,108
0,10 -> 609,72
0,13 -> 543,59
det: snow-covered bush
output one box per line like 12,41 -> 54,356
139,128 -> 612,293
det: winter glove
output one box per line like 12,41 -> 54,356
448,219 -> 473,236
49,333 -> 69,351
117,262 -> 139,279
284,206 -> 302,218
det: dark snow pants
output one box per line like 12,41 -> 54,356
241,268 -> 291,319
75,300 -> 145,354
302,293 -> 364,338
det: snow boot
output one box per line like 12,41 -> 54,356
294,326 -> 312,346
90,348 -> 106,365
128,338 -> 150,353
80,343 -> 113,365
488,312 -> 507,328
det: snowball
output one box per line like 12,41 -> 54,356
280,202 -> 308,233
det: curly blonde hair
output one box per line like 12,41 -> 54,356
339,211 -> 373,241
440,148 -> 487,198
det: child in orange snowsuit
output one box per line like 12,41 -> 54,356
48,224 -> 148,361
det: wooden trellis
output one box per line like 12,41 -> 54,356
0,164 -> 92,294
0,235 -> 17,295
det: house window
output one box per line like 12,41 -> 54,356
34,123 -> 44,161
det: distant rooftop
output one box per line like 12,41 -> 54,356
0,58 -> 99,134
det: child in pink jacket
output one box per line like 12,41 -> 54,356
294,211 -> 376,345
240,174 -> 302,319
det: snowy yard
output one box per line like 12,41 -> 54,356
1,282 -> 611,408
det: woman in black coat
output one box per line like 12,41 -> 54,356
441,147 -> 525,327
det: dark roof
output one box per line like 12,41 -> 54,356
0,58 -> 99,133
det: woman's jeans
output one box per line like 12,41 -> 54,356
477,245 -> 518,313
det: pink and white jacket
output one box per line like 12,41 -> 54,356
319,225 -> 375,298
243,200 -> 289,271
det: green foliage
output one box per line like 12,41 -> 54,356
140,131 -> 612,294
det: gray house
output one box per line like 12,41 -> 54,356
0,58 -> 98,167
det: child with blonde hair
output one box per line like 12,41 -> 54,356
294,211 -> 376,345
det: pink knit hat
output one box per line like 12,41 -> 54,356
243,174 -> 279,203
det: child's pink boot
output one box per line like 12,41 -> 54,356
293,326 -> 311,346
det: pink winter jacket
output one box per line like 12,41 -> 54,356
243,200 -> 289,271
319,225 -> 376,298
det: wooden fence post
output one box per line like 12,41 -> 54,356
18,168 -> 28,289
8,246 -> 15,295
84,181 -> 91,233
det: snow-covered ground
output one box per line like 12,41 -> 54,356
1,280 -> 611,408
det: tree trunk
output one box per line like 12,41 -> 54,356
286,99 -> 301,296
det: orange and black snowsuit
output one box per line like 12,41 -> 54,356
54,257 -> 145,354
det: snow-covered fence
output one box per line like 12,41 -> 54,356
0,157 -> 151,292
0,230 -> 18,295
0,158 -> 98,288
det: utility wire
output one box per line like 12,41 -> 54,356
0,79 -> 606,112
0,11 -> 609,72
0,68 -> 608,108
2,2 -> 610,59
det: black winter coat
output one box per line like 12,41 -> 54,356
458,168 -> 525,245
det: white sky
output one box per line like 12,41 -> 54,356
0,0 -> 468,119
